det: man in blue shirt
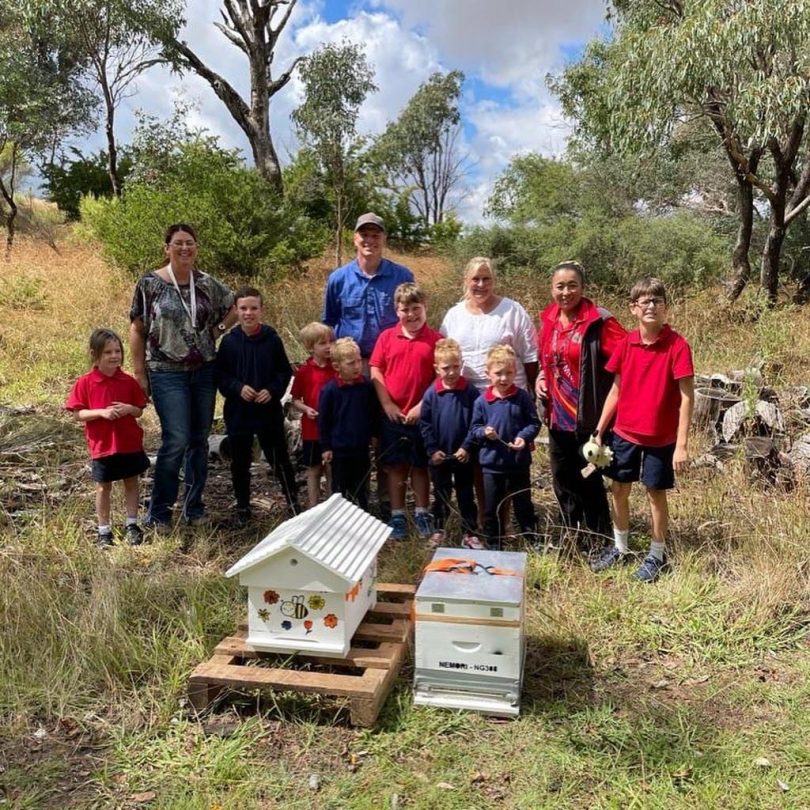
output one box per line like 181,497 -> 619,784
322,212 -> 414,359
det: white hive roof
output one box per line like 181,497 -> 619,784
225,493 -> 392,583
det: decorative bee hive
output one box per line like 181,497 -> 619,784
225,494 -> 391,657
413,548 -> 528,716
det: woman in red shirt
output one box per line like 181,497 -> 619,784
536,261 -> 626,547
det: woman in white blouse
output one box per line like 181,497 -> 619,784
440,256 -> 538,391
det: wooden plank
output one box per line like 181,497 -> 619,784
368,601 -> 411,617
192,661 -> 380,698
349,645 -> 407,727
354,618 -> 409,643
377,582 -> 416,597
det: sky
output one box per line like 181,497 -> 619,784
76,0 -> 609,222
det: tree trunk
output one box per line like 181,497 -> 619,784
0,168 -> 17,259
726,176 -> 755,300
760,215 -> 785,305
104,95 -> 122,197
249,128 -> 283,194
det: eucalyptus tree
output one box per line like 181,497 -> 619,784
164,0 -> 300,194
292,40 -> 377,264
552,0 -> 810,302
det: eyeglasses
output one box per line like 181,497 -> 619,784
634,297 -> 665,309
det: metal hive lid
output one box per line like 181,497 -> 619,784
225,493 -> 392,583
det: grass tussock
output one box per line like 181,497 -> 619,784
0,235 -> 808,808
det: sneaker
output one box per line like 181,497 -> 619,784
414,512 -> 433,538
388,513 -> 408,540
95,529 -> 113,548
590,545 -> 631,573
144,519 -> 172,536
124,524 -> 144,546
235,507 -> 251,528
427,530 -> 446,548
634,553 -> 667,583
461,533 -> 486,550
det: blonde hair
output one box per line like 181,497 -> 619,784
434,338 -> 462,363
485,344 -> 516,369
331,337 -> 360,366
394,281 -> 426,307
299,321 -> 333,351
463,256 -> 495,297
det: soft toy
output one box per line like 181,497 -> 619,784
580,434 -> 613,478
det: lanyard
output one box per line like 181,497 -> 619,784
165,264 -> 197,328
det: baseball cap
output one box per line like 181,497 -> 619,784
354,212 -> 386,232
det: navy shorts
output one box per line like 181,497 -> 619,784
301,440 -> 324,467
379,419 -> 428,468
91,450 -> 150,483
607,435 -> 675,490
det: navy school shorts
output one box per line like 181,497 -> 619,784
607,434 -> 676,490
379,419 -> 428,468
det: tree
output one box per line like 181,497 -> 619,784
51,0 -> 182,196
292,41 -> 377,265
551,1 -> 810,302
164,0 -> 301,194
0,2 -> 95,253
375,70 -> 467,227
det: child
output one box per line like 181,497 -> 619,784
65,328 -> 150,547
290,322 -> 337,508
318,338 -> 378,510
216,287 -> 300,526
370,282 -> 442,540
420,338 -> 482,548
591,277 -> 694,583
469,345 -> 540,549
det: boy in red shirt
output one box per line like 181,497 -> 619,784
370,282 -> 441,539
290,322 -> 337,508
592,278 -> 694,582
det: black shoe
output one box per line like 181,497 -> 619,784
124,523 -> 144,546
235,507 -> 251,528
96,529 -> 114,548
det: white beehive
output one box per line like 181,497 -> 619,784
413,548 -> 527,717
225,494 -> 391,657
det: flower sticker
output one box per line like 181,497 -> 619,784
263,589 -> 280,605
281,620 -> 292,630
257,608 -> 270,622
304,620 -> 313,635
323,613 -> 338,629
308,594 -> 326,611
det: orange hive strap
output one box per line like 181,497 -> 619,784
422,558 -> 523,578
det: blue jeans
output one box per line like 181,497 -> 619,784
147,363 -> 216,524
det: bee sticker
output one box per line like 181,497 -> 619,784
281,620 -> 292,630
308,594 -> 326,611
280,594 -> 309,619
257,608 -> 270,622
263,589 -> 280,605
303,620 -> 313,635
324,613 -> 338,629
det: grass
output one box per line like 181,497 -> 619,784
0,235 -> 808,808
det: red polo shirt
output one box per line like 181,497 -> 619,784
369,323 -> 441,412
606,325 -> 694,447
65,368 -> 148,458
290,358 -> 338,441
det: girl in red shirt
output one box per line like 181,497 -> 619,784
65,329 -> 149,547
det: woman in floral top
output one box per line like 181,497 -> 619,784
129,223 -> 235,530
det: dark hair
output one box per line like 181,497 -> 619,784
89,328 -> 124,365
234,286 -> 263,305
630,276 -> 667,304
551,260 -> 586,286
164,223 -> 197,244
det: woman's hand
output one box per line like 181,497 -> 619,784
134,371 -> 149,396
254,389 -> 272,404
240,385 -> 257,402
535,374 -> 548,399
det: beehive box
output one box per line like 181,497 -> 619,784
225,494 -> 391,657
413,548 -> 527,716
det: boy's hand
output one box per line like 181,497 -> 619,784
240,385 -> 257,401
383,401 -> 404,422
403,404 -> 421,424
111,401 -> 137,417
484,426 -> 498,441
453,448 -> 469,463
508,437 -> 526,451
101,406 -> 120,420
431,450 -> 447,465
673,445 -> 689,472
535,375 -> 548,399
254,389 -> 271,404
322,450 -> 333,464
303,405 -> 318,420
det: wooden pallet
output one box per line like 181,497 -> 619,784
188,583 -> 415,727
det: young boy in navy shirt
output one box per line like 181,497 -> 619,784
420,338 -> 482,549
592,277 -> 694,582
470,344 -> 540,549
370,282 -> 442,540
318,338 -> 377,511
216,286 -> 300,525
